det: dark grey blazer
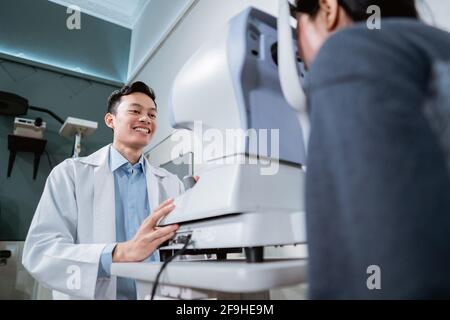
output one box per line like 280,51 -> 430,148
304,19 -> 450,299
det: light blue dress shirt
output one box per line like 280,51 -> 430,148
97,146 -> 159,300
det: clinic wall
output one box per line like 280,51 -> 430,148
127,0 -> 196,81
0,59 -> 120,241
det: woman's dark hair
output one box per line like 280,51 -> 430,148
295,0 -> 418,21
107,81 -> 157,114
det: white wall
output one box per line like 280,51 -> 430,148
418,0 -> 450,32
128,0 -> 196,81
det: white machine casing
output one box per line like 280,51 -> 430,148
158,7 -> 307,259
59,117 -> 98,138
59,117 -> 98,158
13,117 -> 46,139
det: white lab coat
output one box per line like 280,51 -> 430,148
22,144 -> 184,300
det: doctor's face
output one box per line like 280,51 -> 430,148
105,92 -> 157,149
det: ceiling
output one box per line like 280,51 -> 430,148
48,0 -> 151,29
1,0 -> 190,84
0,0 -> 131,84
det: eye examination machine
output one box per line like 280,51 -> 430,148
157,5 -> 307,263
111,1 -> 309,299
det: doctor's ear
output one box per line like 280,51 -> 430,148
104,113 -> 115,130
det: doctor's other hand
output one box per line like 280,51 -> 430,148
112,198 -> 179,262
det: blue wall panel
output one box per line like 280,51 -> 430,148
0,58 -> 120,240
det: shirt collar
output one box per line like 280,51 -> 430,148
110,145 -> 146,174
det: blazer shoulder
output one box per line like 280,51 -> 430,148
308,20 -> 432,90
48,157 -> 93,182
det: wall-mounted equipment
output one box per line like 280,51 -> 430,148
59,117 -> 98,158
0,91 -> 98,179
13,117 -> 46,139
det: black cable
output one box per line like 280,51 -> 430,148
151,235 -> 193,300
29,106 -> 64,124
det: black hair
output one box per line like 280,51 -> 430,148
107,81 -> 157,114
295,0 -> 419,22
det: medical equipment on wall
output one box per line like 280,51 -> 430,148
0,90 -> 98,179
157,6 -> 308,263
59,117 -> 98,157
13,117 -> 46,139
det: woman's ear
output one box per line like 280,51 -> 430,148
104,113 -> 114,130
319,0 -> 340,31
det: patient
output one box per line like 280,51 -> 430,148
294,0 -> 450,298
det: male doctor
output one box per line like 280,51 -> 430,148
23,81 -> 184,299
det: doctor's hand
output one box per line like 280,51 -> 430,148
112,198 -> 179,262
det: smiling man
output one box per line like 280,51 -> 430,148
23,81 -> 185,300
